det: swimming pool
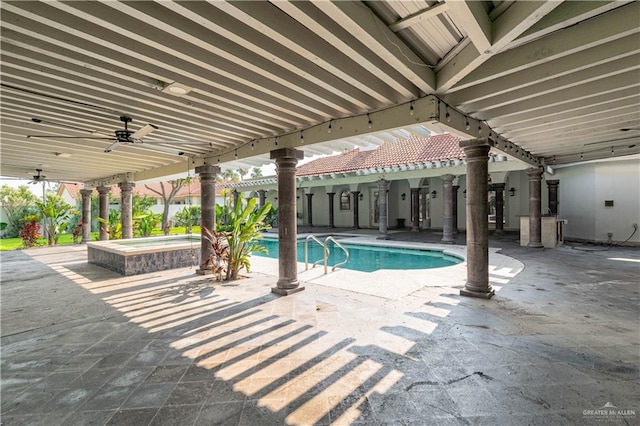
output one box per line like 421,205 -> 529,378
253,238 -> 461,272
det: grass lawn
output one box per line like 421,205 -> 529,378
0,226 -> 201,252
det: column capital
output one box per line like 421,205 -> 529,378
118,182 -> 135,191
489,183 -> 506,191
195,165 -> 221,177
411,187 -> 422,193
527,167 -> 544,180
79,188 -> 94,197
326,192 -> 335,196
546,179 -> 560,187
441,173 -> 455,183
97,185 -> 111,195
270,148 -> 304,161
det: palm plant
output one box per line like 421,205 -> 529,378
36,194 -> 75,246
225,195 -> 271,280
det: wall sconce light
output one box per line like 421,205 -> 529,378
401,193 -> 406,201
274,197 -> 278,201
358,193 -> 363,201
509,187 -> 516,197
463,189 -> 467,198
431,190 -> 437,198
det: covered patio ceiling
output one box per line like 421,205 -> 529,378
1,1 -> 638,186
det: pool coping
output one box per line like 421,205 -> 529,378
86,234 -> 201,256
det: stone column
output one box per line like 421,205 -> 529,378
421,190 -> 429,229
271,148 -> 304,295
351,191 -> 360,229
492,183 -> 505,234
305,193 -> 314,226
547,179 -> 559,215
441,174 -> 455,244
232,190 -> 239,207
527,168 -> 544,248
452,185 -> 460,234
327,193 -> 335,228
80,188 -> 93,243
97,186 -> 110,241
119,182 -> 135,240
377,179 -> 389,240
258,190 -> 267,208
460,140 -> 494,299
195,165 -> 220,274
411,188 -> 421,232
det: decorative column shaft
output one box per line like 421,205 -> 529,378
196,165 -> 220,274
232,190 -> 239,207
258,190 -> 267,208
527,168 -> 544,248
410,188 -> 421,232
460,139 -> 494,299
119,182 -> 135,240
547,180 -> 559,215
271,148 -> 304,295
492,183 -> 505,234
452,185 -> 460,234
327,193 -> 335,228
441,174 -> 455,244
305,193 -> 314,226
97,186 -> 110,241
351,191 -> 360,229
80,188 -> 93,243
421,190 -> 429,229
377,179 -> 389,240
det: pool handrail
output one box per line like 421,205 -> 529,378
304,235 -> 328,274
324,236 -> 350,271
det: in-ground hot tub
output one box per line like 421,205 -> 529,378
87,235 -> 201,276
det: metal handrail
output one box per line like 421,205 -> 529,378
305,235 -> 328,274
325,236 -> 350,271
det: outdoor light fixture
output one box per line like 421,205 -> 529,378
509,187 -> 516,197
162,82 -> 191,96
431,190 -> 437,198
463,189 -> 467,198
358,193 -> 363,201
401,193 -> 406,201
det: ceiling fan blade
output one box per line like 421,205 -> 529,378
131,123 -> 158,140
31,118 -> 113,136
104,141 -> 120,153
27,135 -> 115,140
129,143 -> 187,156
138,140 -> 214,145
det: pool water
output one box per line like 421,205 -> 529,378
253,238 -> 461,272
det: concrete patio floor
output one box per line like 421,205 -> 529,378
1,231 -> 638,425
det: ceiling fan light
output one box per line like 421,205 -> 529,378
163,82 -> 191,96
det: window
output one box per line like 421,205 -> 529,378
340,190 -> 350,210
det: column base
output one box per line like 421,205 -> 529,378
377,235 -> 389,240
195,268 -> 212,276
441,238 -> 455,244
272,286 -> 305,296
460,287 -> 495,299
528,242 -> 544,248
494,229 -> 504,234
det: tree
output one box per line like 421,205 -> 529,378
250,167 -> 263,178
218,169 -> 240,183
174,206 -> 201,233
0,185 -> 39,238
144,179 -> 192,235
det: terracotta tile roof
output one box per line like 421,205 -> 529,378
297,134 -> 463,176
57,183 -> 81,199
67,179 -> 220,201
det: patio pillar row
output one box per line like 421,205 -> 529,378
258,190 -> 267,208
441,174 -> 455,244
271,148 -> 304,296
528,167 -> 544,248
306,193 -> 314,227
460,139 -> 494,299
351,191 -> 360,229
411,187 -> 421,232
80,188 -> 93,243
377,179 -> 389,240
119,182 -> 135,240
97,186 -> 110,241
327,192 -> 335,228
452,185 -> 460,234
547,179 -> 559,215
492,183 -> 505,234
195,165 -> 220,275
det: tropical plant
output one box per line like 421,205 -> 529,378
132,194 -> 156,215
0,185 -> 39,238
200,227 -> 232,281
225,195 -> 271,280
144,178 -> 192,235
98,209 -> 122,240
174,206 -> 201,234
134,210 -> 161,237
215,203 -> 232,232
19,214 -> 41,248
72,220 -> 83,244
36,194 -> 75,246
250,167 -> 263,178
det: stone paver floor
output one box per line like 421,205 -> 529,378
1,232 -> 638,425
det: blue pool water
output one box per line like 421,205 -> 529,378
253,238 -> 461,272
